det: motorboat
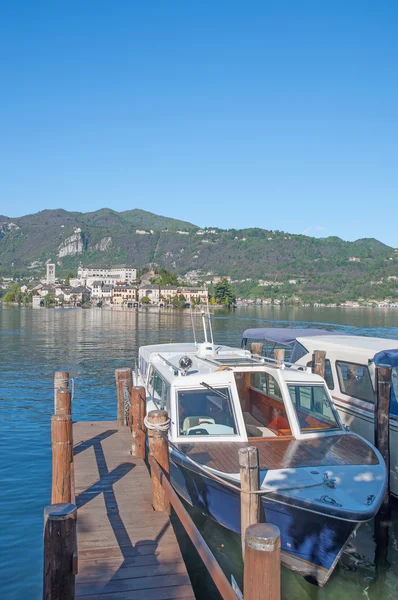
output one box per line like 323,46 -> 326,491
242,328 -> 398,496
135,329 -> 387,585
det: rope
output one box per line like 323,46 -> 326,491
145,422 -> 326,496
69,378 -> 74,403
144,415 -> 171,432
123,385 -> 131,424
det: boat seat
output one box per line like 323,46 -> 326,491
182,416 -> 216,431
243,412 -> 277,438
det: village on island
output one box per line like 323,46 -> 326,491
1,259 -> 398,309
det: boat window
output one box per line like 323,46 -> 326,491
291,342 -> 308,363
250,372 -> 282,402
288,385 -> 341,432
147,368 -> 154,397
151,370 -> 167,409
177,388 -> 238,436
391,368 -> 398,417
336,361 -> 375,403
306,359 -> 334,390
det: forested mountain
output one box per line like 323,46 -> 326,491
1,208 -> 397,302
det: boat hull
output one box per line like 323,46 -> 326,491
170,455 -> 358,586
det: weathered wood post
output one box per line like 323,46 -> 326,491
251,342 -> 264,357
54,371 -> 69,412
43,502 -> 77,600
243,523 -> 281,600
312,350 -> 326,378
131,386 -> 146,458
375,364 -> 392,506
239,446 -> 260,558
274,348 -> 285,366
52,415 -> 73,504
147,409 -> 170,514
115,368 -> 133,426
55,388 -> 72,416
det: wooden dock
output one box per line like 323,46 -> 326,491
73,421 -> 195,600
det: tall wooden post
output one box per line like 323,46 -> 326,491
375,365 -> 392,507
115,368 -> 132,426
55,388 -> 72,416
243,523 -> 281,600
52,415 -> 73,504
274,348 -> 285,366
239,447 -> 260,558
147,410 -> 170,513
54,371 -> 69,412
43,503 -> 77,600
312,350 -> 326,378
131,386 -> 146,458
251,343 -> 264,357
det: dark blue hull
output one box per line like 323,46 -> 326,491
170,456 -> 357,585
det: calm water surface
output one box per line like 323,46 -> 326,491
1,305 -> 398,599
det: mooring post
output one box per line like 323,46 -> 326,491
243,523 -> 281,600
147,409 -> 170,513
115,368 -> 132,426
312,350 -> 326,378
43,502 -> 77,600
239,446 -> 260,558
54,371 -> 69,413
55,387 -> 72,416
251,342 -> 264,357
131,386 -> 146,458
52,414 -> 73,504
274,348 -> 285,366
375,364 -> 392,508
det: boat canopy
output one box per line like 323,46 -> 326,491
241,327 -> 336,348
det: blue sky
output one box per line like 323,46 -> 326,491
0,1 -> 397,246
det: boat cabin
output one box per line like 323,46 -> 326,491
136,342 -> 343,444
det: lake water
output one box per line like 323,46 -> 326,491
1,305 -> 398,599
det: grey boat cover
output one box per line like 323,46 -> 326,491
241,327 -> 338,347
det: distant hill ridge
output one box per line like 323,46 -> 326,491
0,207 -> 397,303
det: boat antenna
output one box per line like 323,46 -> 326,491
190,305 -> 197,346
201,311 -> 208,343
206,295 -> 214,345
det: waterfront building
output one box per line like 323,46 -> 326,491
112,285 -> 137,305
78,265 -> 137,287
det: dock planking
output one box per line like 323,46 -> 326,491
73,421 -> 195,599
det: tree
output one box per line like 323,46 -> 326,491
141,296 -> 150,304
44,293 -> 55,307
214,280 -> 236,306
65,272 -> 74,285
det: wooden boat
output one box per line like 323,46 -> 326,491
135,339 -> 387,585
242,328 -> 398,497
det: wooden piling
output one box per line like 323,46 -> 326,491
115,368 -> 132,426
52,415 -> 73,504
54,371 -> 69,412
147,409 -> 170,513
312,350 -> 326,378
131,386 -> 146,458
55,388 -> 72,416
375,365 -> 392,506
239,446 -> 260,558
43,502 -> 77,600
243,523 -> 281,600
274,348 -> 285,366
251,342 -> 264,357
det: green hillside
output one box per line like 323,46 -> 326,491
1,208 -> 397,303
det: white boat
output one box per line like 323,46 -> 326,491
135,323 -> 387,585
242,328 -> 398,496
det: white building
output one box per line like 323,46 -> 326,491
46,263 -> 55,284
77,265 -> 137,288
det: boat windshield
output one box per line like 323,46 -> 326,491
177,387 -> 238,436
288,385 -> 341,433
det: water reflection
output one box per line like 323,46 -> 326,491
0,305 -> 397,599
